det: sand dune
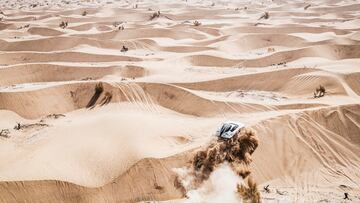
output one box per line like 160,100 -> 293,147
0,23 -> 13,31
0,103 -> 201,186
0,64 -> 149,85
187,44 -> 360,67
1,104 -> 358,202
27,27 -> 65,36
0,155 -> 189,203
216,34 -> 360,52
0,82 -> 275,118
174,68 -> 315,91
68,23 -> 113,32
344,72 -> 360,94
0,37 -> 160,52
72,28 -> 207,40
223,26 -> 352,35
0,52 -> 144,65
1,0 -> 360,202
217,34 -> 308,52
252,104 -> 360,201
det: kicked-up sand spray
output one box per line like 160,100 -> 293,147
174,128 -> 261,203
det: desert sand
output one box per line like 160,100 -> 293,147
0,0 -> 359,202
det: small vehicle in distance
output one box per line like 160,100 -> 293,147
215,121 -> 245,139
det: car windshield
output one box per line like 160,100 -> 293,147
220,123 -> 239,134
230,124 -> 239,132
220,124 -> 232,135
216,122 -> 245,139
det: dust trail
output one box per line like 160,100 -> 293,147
174,128 -> 260,203
175,164 -> 243,203
192,128 -> 258,183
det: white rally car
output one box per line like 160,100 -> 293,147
215,121 -> 245,139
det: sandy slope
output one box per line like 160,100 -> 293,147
0,0 -> 359,202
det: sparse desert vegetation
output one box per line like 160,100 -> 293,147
0,129 -> 10,138
259,12 -> 269,20
113,21 -> 122,27
263,185 -> 270,193
314,85 -> 326,98
112,21 -> 124,30
121,45 -> 128,52
45,113 -> 65,119
193,20 -> 201,26
149,11 -> 160,20
267,47 -> 275,53
17,24 -> 30,29
13,122 -> 49,131
59,21 -> 68,29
